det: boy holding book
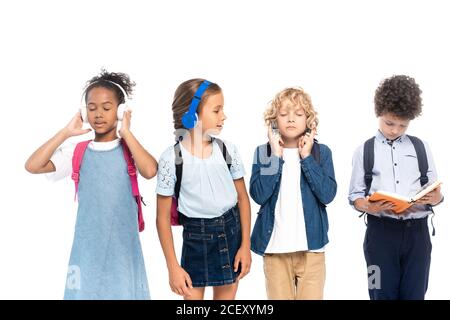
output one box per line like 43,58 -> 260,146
348,75 -> 443,300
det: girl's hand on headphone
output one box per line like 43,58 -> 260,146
64,112 -> 91,137
119,109 -> 132,138
268,125 -> 284,158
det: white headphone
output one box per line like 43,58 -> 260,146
80,80 -> 130,123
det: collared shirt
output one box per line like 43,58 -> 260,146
250,142 -> 337,255
348,130 -> 438,219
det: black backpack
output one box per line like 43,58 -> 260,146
363,135 -> 428,197
171,138 -> 232,225
362,135 -> 435,235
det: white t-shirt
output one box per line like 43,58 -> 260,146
265,148 -> 324,253
46,139 -> 121,181
156,140 -> 245,218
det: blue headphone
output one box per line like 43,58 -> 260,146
181,80 -> 211,129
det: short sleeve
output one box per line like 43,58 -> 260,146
155,146 -> 177,196
225,141 -> 246,180
45,143 -> 74,182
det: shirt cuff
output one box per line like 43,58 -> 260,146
155,187 -> 174,197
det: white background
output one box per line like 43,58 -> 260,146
1,0 -> 449,299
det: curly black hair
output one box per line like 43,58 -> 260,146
374,75 -> 422,120
84,68 -> 135,104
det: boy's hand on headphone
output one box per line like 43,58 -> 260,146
298,128 -> 316,159
119,110 -> 132,137
64,112 -> 91,137
268,125 -> 284,158
168,264 -> 193,297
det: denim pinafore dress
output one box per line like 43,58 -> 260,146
64,144 -> 150,299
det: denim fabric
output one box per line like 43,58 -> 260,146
64,144 -> 150,300
250,143 -> 337,255
180,206 -> 241,287
156,140 -> 245,218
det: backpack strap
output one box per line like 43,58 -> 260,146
362,135 -> 434,232
363,135 -> 429,192
265,140 -> 321,164
173,141 -> 183,199
173,138 -> 232,199
407,135 -> 429,187
171,139 -> 234,224
213,138 -> 232,170
406,135 -> 434,233
121,140 -> 145,232
363,137 -> 375,197
71,140 -> 91,201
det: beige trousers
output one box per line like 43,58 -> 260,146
263,251 -> 326,300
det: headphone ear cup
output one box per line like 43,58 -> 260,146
117,103 -> 127,121
181,112 -> 197,129
80,107 -> 88,123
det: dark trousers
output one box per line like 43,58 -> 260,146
363,214 -> 432,300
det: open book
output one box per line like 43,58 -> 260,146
368,181 -> 442,214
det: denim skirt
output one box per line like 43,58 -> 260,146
179,205 -> 242,287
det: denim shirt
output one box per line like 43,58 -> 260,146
250,142 -> 337,256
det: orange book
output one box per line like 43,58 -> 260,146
368,181 -> 442,214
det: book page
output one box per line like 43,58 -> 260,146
370,190 -> 410,203
412,181 -> 442,202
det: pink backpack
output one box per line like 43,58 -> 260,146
71,140 -> 145,232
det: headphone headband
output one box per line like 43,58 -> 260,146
181,80 -> 212,129
80,80 -> 130,123
82,80 -> 129,104
189,80 -> 211,113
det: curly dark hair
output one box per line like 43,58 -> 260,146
374,75 -> 422,120
84,68 -> 135,104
